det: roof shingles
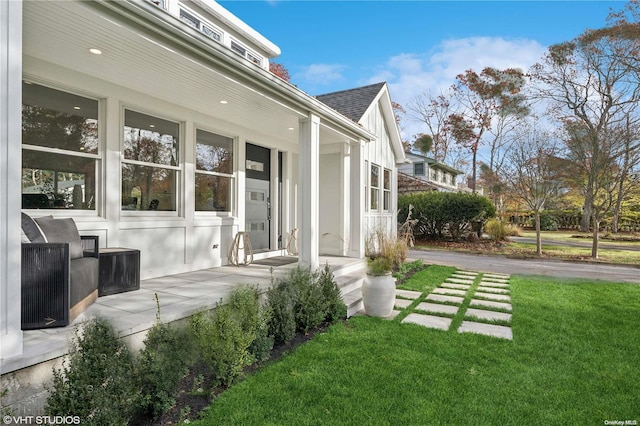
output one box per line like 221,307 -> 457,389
315,82 -> 386,123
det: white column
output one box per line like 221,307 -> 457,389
341,142 -> 350,256
270,148 -> 279,251
298,114 -> 320,269
0,0 -> 23,359
349,140 -> 366,259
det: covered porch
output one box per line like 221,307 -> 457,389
1,256 -> 365,414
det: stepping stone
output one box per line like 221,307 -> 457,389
474,292 -> 511,302
445,278 -> 474,285
458,321 -> 513,340
441,283 -> 470,290
470,299 -> 512,311
481,277 -> 509,283
426,294 -> 464,304
396,289 -> 422,300
455,271 -> 478,276
483,273 -> 510,279
477,286 -> 509,294
465,308 -> 512,322
479,281 -> 509,288
395,298 -> 413,309
451,273 -> 476,279
402,313 -> 451,331
415,302 -> 459,315
433,287 -> 467,296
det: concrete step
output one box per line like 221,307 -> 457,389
343,287 -> 363,318
330,258 -> 367,279
337,273 -> 365,297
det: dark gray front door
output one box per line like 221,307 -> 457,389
245,144 -> 270,251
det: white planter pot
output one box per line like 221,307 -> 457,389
362,273 -> 396,317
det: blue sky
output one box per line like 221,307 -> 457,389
219,1 -> 623,137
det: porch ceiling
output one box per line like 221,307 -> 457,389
23,0 -> 351,147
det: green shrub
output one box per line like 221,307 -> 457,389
190,286 -> 270,387
45,318 -> 137,425
485,218 -> 509,241
319,264 -> 347,323
539,212 -> 559,231
398,192 -> 495,239
134,318 -> 195,420
268,266 -> 346,344
267,277 -> 297,345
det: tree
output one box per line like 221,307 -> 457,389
446,67 -> 529,193
269,62 -> 291,82
412,133 -> 433,156
530,1 -> 640,257
407,90 -> 456,162
505,122 -> 560,255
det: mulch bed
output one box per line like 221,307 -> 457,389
147,324 -> 331,425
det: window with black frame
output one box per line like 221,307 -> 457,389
21,82 -> 99,210
122,109 -> 180,212
195,129 -> 234,212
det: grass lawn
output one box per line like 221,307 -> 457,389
518,230 -> 640,247
505,241 -> 640,264
193,266 -> 640,425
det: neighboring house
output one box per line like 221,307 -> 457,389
398,151 -> 463,193
0,0 -> 405,359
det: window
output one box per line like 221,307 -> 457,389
414,162 -> 425,176
383,169 -> 391,211
180,7 -> 222,42
122,110 -> 180,211
195,129 -> 234,212
370,164 -> 380,211
364,160 -> 369,213
231,40 -> 262,66
430,168 -> 437,181
21,82 -> 99,210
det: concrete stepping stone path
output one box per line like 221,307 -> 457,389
445,277 -> 475,285
474,292 -> 511,302
476,286 -> 509,294
396,289 -> 422,300
458,321 -> 513,340
426,294 -> 464,304
395,298 -> 413,309
465,308 -> 512,322
440,283 -> 471,290
402,313 -> 452,331
432,287 -> 467,296
416,302 -> 459,316
470,299 -> 512,311
396,270 -> 514,340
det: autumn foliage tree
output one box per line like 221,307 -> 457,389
269,62 -> 291,82
446,67 -> 528,193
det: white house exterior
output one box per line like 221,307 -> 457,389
398,151 -> 463,192
0,0 -> 405,360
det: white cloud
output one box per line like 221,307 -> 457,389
368,37 -> 547,141
294,63 -> 347,92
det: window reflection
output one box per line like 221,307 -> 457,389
21,82 -> 99,210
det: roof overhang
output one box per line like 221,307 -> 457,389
22,0 -> 375,148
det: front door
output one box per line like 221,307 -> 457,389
245,143 -> 271,251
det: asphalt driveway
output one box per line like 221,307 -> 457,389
409,249 -> 640,284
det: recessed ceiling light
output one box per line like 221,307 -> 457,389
73,106 -> 81,110
89,48 -> 102,55
219,100 -> 228,104
149,124 -> 155,128
288,127 -> 295,131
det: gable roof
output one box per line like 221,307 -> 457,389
315,82 -> 386,122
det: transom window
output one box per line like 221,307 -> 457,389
21,82 -> 99,210
195,129 -> 234,212
122,110 -> 180,211
231,40 -> 262,66
179,7 -> 222,42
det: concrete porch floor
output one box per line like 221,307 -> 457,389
1,256 -> 364,375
